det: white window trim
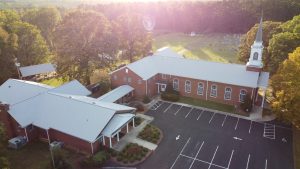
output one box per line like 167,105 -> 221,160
161,74 -> 167,79
224,87 -> 232,100
173,78 -> 179,91
239,89 -> 247,102
210,84 -> 217,98
185,80 -> 191,93
197,82 -> 204,95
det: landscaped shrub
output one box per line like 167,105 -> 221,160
134,117 -> 143,126
81,150 -> 109,167
143,96 -> 151,104
138,124 -> 161,144
128,102 -> 145,112
52,149 -> 72,169
240,94 -> 253,112
161,83 -> 180,102
116,143 -> 149,164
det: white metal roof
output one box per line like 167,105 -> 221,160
101,113 -> 135,137
257,72 -> 270,89
118,47 -> 263,88
97,85 -> 134,102
19,63 -> 56,77
0,79 -> 135,142
50,80 -> 91,96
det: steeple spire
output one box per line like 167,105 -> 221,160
255,15 -> 263,42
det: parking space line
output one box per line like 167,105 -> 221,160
265,159 -> 268,169
185,108 -> 194,118
170,137 -> 191,169
245,154 -> 250,169
208,146 -> 219,169
226,150 -> 234,169
222,115 -> 227,127
164,104 -> 173,113
235,118 -> 240,130
188,141 -> 204,169
209,113 -> 215,124
180,154 -> 226,169
249,121 -> 253,134
174,106 -> 182,115
197,110 -> 203,120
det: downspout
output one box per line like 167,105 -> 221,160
90,142 -> 94,155
205,80 -> 208,100
145,80 -> 148,96
24,127 -> 29,142
46,129 -> 55,168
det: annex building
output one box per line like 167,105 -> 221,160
0,79 -> 136,154
110,18 -> 269,107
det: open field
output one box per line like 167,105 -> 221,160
153,32 -> 241,64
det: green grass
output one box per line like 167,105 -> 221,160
179,96 -> 248,116
153,32 -> 241,64
294,127 -> 300,169
41,77 -> 67,87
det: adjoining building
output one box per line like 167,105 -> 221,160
0,79 -> 136,154
110,18 -> 269,107
18,63 -> 57,81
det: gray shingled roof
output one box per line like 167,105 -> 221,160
255,17 -> 263,42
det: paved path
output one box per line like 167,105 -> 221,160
113,114 -> 157,151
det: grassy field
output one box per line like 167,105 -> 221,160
153,32 -> 241,64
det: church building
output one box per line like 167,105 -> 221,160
110,18 -> 269,107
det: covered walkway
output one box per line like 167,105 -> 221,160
97,85 -> 134,103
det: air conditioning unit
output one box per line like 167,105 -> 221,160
8,136 -> 27,149
50,141 -> 64,150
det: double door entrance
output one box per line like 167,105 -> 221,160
157,83 -> 167,94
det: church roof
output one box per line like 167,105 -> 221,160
255,17 -> 263,42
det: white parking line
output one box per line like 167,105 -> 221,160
185,108 -> 194,118
265,159 -> 268,169
208,146 -> 219,169
164,104 -> 173,113
226,150 -> 234,169
235,118 -> 240,130
249,121 -> 253,134
180,154 -> 227,169
222,115 -> 227,127
188,141 -> 204,169
174,105 -> 182,115
209,113 -> 215,124
170,137 -> 191,169
245,154 -> 250,169
197,110 -> 204,120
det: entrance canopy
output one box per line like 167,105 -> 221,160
101,113 -> 135,137
97,85 -> 134,103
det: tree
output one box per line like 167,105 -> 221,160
54,10 -> 118,85
240,94 -> 253,112
22,7 -> 61,48
0,123 -> 10,168
115,13 -> 152,63
271,47 -> 300,128
238,21 -> 281,66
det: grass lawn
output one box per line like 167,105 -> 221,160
153,32 -> 241,64
6,142 -> 52,169
41,77 -> 68,87
294,127 -> 300,169
179,96 -> 248,116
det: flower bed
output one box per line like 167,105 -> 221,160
138,124 -> 161,144
115,143 -> 149,165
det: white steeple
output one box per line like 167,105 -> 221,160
246,16 -> 264,72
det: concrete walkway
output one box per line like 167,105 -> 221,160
113,114 -> 157,152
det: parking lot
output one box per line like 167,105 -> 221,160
138,101 -> 294,169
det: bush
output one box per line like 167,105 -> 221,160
92,151 -> 109,166
0,156 -> 10,169
161,83 -> 180,102
138,124 -> 161,144
128,102 -> 145,112
116,143 -> 149,164
52,149 -> 72,169
143,96 -> 151,104
240,94 -> 253,112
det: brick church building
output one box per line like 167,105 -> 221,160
110,18 -> 269,107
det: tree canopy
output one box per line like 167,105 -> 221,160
271,47 -> 300,128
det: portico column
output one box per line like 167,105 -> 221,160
261,90 -> 266,108
126,123 -> 129,133
133,118 -> 135,128
109,137 -> 112,148
117,132 -> 120,142
102,136 -> 105,146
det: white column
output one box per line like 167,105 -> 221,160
109,137 -> 112,148
24,128 -> 29,142
102,136 -> 105,146
90,142 -> 94,154
205,81 -> 208,100
133,118 -> 135,128
261,90 -> 266,108
126,123 -> 129,133
117,132 -> 120,142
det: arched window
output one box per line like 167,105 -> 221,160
253,52 -> 258,60
185,80 -> 191,93
224,87 -> 232,100
210,85 -> 217,97
197,82 -> 204,95
239,89 -> 247,102
173,79 -> 179,91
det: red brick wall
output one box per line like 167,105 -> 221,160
110,68 -> 146,98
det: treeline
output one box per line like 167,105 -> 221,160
0,8 -> 151,85
83,0 -> 300,33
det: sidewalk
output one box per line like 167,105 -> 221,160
113,114 -> 157,152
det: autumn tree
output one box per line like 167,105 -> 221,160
115,13 -> 152,63
54,10 -> 118,85
271,47 -> 300,128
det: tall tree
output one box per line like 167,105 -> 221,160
54,10 -> 118,85
271,47 -> 300,128
238,21 -> 281,67
22,7 -> 61,48
115,13 -> 152,63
